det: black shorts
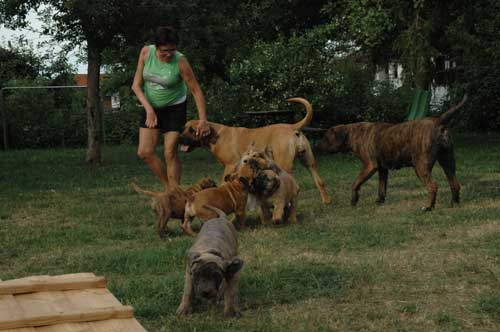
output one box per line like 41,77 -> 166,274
140,101 -> 187,133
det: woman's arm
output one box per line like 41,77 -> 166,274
179,57 -> 209,136
131,46 -> 157,128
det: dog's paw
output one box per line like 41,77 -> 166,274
421,206 -> 433,212
176,305 -> 191,316
375,198 -> 385,205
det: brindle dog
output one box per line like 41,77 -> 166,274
177,205 -> 244,317
131,177 -> 217,238
317,95 -> 467,211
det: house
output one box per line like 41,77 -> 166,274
73,74 -> 120,111
374,58 -> 457,110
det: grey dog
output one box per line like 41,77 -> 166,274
176,205 -> 244,317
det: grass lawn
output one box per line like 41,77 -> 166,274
1,133 -> 500,331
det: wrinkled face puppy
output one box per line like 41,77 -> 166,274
252,169 -> 280,196
240,145 -> 275,170
235,162 -> 258,191
192,262 -> 224,299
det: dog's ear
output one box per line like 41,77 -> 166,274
188,252 -> 201,268
239,176 -> 250,189
199,125 -> 218,145
224,256 -> 244,281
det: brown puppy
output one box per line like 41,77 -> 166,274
317,95 -> 467,211
182,163 -> 257,236
131,177 -> 217,238
179,97 -> 331,205
177,205 -> 244,317
239,143 -> 299,225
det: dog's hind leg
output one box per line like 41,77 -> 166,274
376,167 -> 389,205
156,204 -> 172,239
181,205 -> 197,236
296,139 -> 332,205
437,150 -> 460,205
351,164 -> 377,206
415,162 -> 438,211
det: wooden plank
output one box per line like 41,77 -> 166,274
0,279 -> 34,332
64,288 -> 121,309
0,305 -> 134,330
0,277 -> 106,296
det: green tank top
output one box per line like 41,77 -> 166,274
143,45 -> 187,108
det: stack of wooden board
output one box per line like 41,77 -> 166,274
0,273 -> 146,332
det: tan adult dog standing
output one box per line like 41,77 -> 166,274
317,95 -> 467,211
179,97 -> 331,205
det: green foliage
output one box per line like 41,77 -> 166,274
3,79 -> 87,149
446,0 -> 500,131
102,96 -> 142,146
206,28 -> 411,127
0,43 -> 41,88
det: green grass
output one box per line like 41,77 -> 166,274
1,133 -> 500,331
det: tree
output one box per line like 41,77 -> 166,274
0,42 -> 41,88
324,0 -> 468,90
1,0 -> 164,165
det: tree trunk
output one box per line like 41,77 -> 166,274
85,42 -> 102,166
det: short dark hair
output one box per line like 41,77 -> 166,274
154,26 -> 179,46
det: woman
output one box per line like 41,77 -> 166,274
132,26 -> 209,187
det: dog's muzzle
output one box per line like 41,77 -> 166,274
178,136 -> 201,152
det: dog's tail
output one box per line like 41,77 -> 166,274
130,182 -> 160,197
202,204 -> 227,218
289,97 -> 313,130
439,94 -> 468,125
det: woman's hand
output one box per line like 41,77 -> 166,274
145,107 -> 158,128
196,120 -> 210,137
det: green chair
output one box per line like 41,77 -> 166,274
407,89 -> 431,121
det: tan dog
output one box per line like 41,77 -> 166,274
317,95 -> 467,210
179,97 -> 331,205
177,205 -> 243,317
239,144 -> 299,224
131,177 -> 217,238
182,163 -> 257,236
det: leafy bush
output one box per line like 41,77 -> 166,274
205,29 -> 412,129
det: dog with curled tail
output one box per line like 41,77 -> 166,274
176,205 -> 244,317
